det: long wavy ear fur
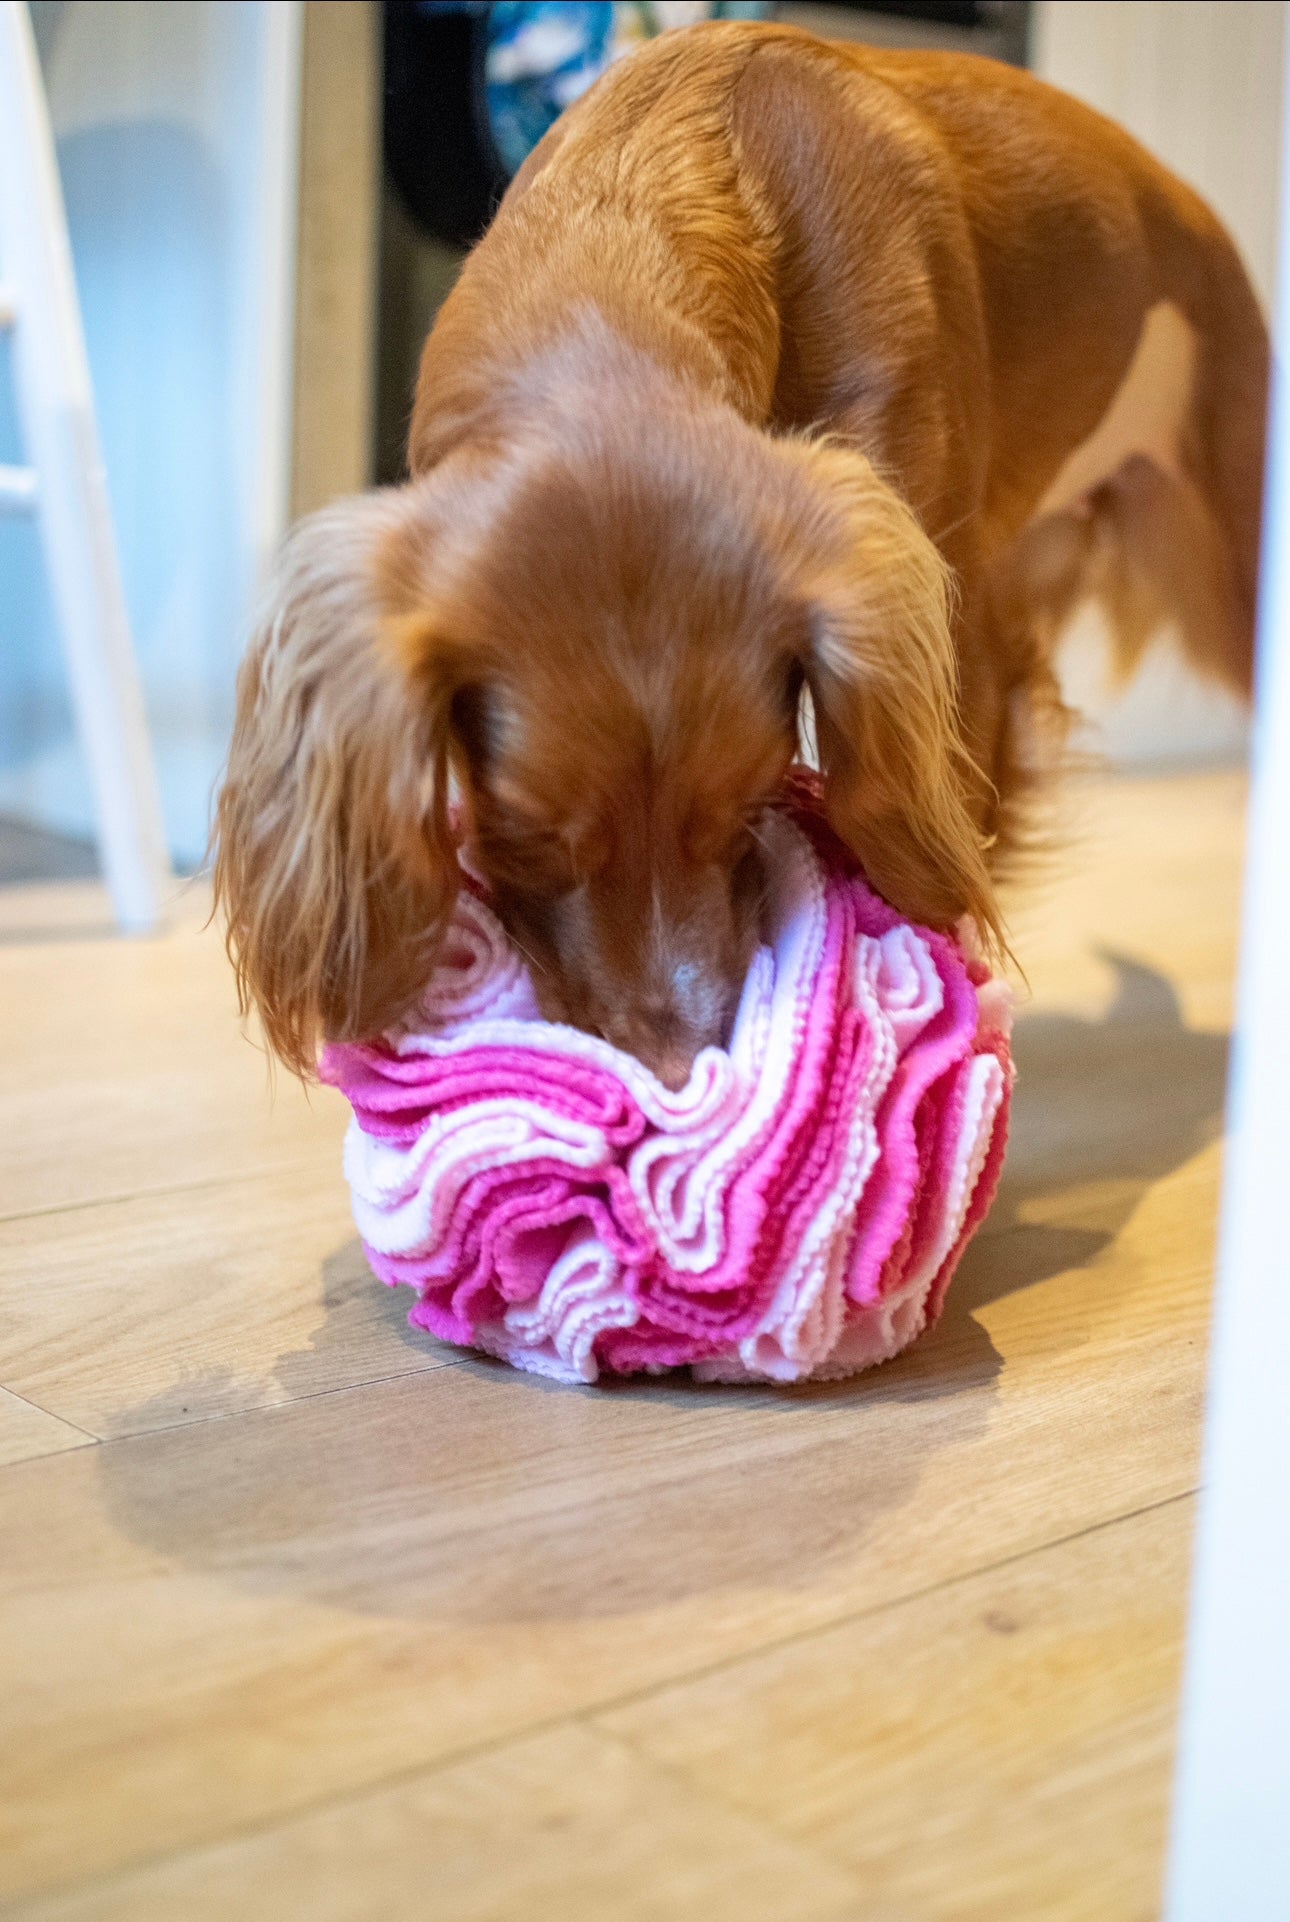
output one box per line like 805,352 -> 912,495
783,440 -> 1002,950
213,490 -> 463,1077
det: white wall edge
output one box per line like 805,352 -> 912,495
1164,21 -> 1290,1919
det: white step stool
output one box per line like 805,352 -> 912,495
0,0 -> 169,929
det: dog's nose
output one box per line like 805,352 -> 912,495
597,976 -> 731,1090
645,1043 -> 697,1093
609,1022 -> 698,1092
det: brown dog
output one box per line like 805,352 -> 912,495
216,22 -> 1267,1084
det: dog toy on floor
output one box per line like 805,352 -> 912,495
322,774 -> 1013,1385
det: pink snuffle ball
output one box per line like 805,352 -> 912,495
321,776 -> 1013,1385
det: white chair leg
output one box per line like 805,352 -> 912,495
0,0 -> 170,930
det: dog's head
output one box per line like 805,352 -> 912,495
215,385 -> 997,1083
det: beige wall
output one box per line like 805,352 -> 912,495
290,0 -> 380,520
1033,0 -> 1285,765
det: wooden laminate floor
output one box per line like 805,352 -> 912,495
0,769 -> 1245,1921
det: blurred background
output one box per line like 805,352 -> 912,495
0,0 -> 1282,876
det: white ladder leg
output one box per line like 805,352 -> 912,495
0,0 -> 170,930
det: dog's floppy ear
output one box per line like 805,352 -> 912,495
783,439 -> 1001,946
214,488 -> 469,1076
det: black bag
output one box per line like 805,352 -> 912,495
384,2 -> 509,250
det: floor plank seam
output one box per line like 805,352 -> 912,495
4,1487 -> 1199,1913
0,1433 -> 100,1471
0,1382 -> 98,1445
108,1354 -> 476,1442
573,1485 -> 1200,1728
59,1366 -> 1206,1597
0,773 -> 1244,1915
0,1156 -> 342,1230
580,1719 -> 871,1895
0,1354 -> 475,1450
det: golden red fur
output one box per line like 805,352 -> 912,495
216,23 -> 1267,1082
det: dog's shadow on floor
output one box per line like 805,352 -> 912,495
945,949 -> 1228,1326
96,951 -> 1227,1624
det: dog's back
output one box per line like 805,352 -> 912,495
217,23 -> 1267,1076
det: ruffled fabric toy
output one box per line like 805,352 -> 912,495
322,776 -> 1012,1385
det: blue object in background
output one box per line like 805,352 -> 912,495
485,2 -> 770,176
485,3 -> 617,174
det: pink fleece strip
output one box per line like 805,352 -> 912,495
322,775 -> 1013,1384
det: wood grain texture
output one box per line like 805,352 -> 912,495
14,1724 -> 860,1922
290,0 -> 379,520
0,1164 -> 457,1438
0,770 -> 1245,1918
0,883 -> 347,1219
0,1137 -> 1217,1903
599,1498 -> 1193,1922
1004,768 -> 1245,1035
0,1387 -> 93,1467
